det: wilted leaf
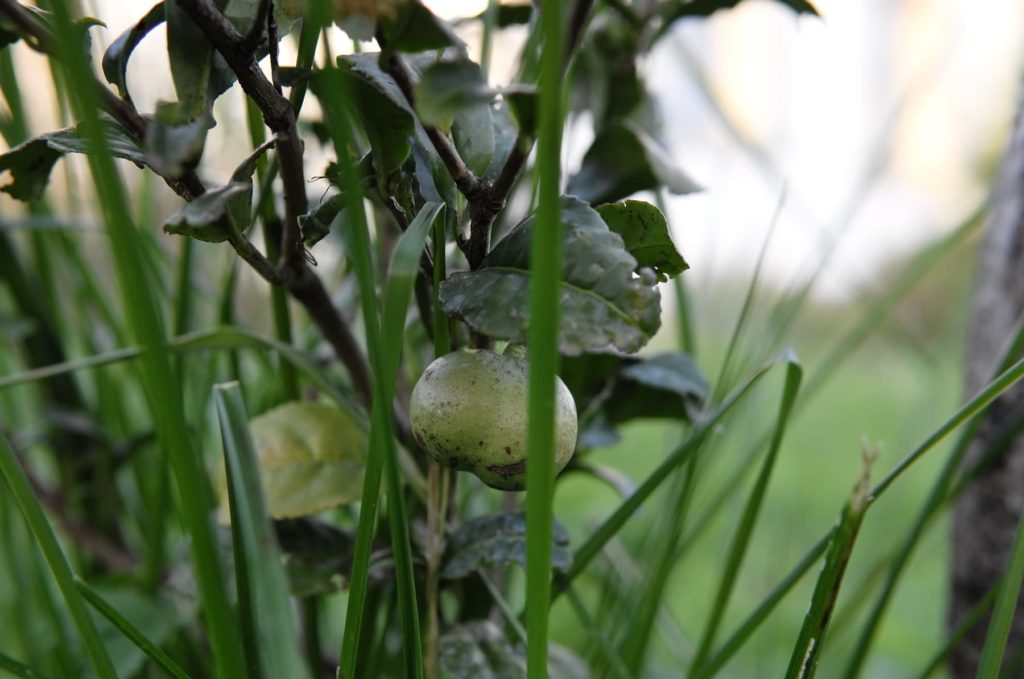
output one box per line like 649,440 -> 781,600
442,511 -> 570,580
163,182 -> 250,243
566,121 -> 701,204
102,2 -> 165,106
414,59 -> 496,127
596,200 -> 688,281
0,119 -> 145,202
440,197 -> 662,355
216,401 -> 367,520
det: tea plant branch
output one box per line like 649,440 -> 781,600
0,0 -> 205,201
174,0 -> 307,273
241,0 -> 273,52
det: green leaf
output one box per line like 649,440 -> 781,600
162,182 -> 250,243
567,122 -> 701,204
378,1 -> 458,53
453,102 -> 495,176
460,2 -> 534,28
214,383 -> 309,679
440,196 -> 662,355
439,621 -> 526,678
102,2 -> 165,107
660,0 -> 819,24
165,0 -> 223,117
215,401 -> 367,520
144,102 -> 212,178
0,119 -> 145,202
76,580 -> 189,679
316,57 -> 415,176
299,192 -> 345,247
414,59 -> 497,127
596,200 -> 688,281
442,512 -> 571,580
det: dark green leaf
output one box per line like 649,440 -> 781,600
315,58 -> 415,175
101,2 -> 165,106
661,0 -> 819,24
442,512 -> 571,580
574,14 -> 644,126
504,86 -> 538,138
0,120 -> 145,202
596,200 -> 688,281
275,518 -> 355,597
567,122 -> 701,204
144,102 -> 211,178
414,59 -> 496,127
162,182 -> 250,243
453,102 -> 495,176
440,196 -> 662,355
459,2 -> 534,28
378,1 -> 459,53
165,0 -> 221,117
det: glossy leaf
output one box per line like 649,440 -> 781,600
440,196 -> 662,355
414,59 -> 496,127
566,122 -> 701,205
215,401 -> 367,520
0,120 -> 145,202
101,2 -> 165,106
442,512 -> 571,580
596,200 -> 688,281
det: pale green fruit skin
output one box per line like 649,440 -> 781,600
410,349 -> 578,491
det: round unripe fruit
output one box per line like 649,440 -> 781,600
409,349 -> 578,491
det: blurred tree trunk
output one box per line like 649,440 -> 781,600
950,95 -> 1024,677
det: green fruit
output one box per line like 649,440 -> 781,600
410,349 -> 578,491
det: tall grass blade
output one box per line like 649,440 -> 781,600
785,455 -> 874,679
562,354 -> 785,591
698,353 -> 1024,676
0,436 -> 116,679
842,318 -> 1024,678
525,1 -> 566,676
45,4 -> 245,674
215,382 -> 308,679
75,577 -> 192,679
976,498 -> 1024,677
691,353 -> 803,670
0,650 -> 48,679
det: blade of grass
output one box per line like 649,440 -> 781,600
785,453 -> 874,679
215,382 -> 308,679
561,354 -> 785,592
563,584 -> 632,679
0,650 -> 48,679
45,4 -> 246,674
691,354 -> 803,670
526,0 -> 566,674
75,577 -> 192,679
914,581 -> 999,679
0,436 -> 116,679
841,316 -> 1024,678
976,493 -> 1024,677
696,353 -> 1024,676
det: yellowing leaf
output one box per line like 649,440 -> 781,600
216,401 -> 367,521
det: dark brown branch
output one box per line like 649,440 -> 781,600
241,0 -> 271,52
174,0 -> 307,273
